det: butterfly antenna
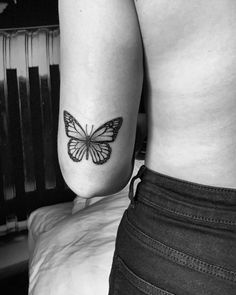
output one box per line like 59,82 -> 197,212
90,125 -> 94,136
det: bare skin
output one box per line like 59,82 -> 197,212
58,0 -> 236,198
135,0 -> 236,187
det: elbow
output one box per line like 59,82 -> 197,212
60,170 -> 94,199
59,161 -> 98,199
59,158 -> 133,199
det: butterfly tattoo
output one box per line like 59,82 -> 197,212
63,110 -> 123,165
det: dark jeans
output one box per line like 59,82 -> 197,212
108,166 -> 236,295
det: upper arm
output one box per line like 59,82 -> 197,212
58,0 -> 143,198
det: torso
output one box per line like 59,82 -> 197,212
135,0 -> 236,187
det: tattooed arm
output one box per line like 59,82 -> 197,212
58,0 -> 143,198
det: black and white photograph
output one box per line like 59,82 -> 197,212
0,1 -> 235,294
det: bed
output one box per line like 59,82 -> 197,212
28,159 -> 144,295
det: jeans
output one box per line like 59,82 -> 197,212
108,165 -> 236,295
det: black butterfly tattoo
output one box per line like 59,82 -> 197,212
63,111 -> 123,165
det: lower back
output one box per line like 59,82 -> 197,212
136,0 -> 236,187
145,99 -> 236,187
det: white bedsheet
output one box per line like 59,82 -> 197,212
28,160 -> 143,295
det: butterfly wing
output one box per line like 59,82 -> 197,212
68,139 -> 87,162
90,117 -> 123,143
64,110 -> 87,140
89,142 -> 111,165
64,111 -> 88,161
88,117 -> 123,164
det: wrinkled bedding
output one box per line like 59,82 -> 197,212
28,160 -> 143,295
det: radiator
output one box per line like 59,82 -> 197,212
0,26 -> 73,235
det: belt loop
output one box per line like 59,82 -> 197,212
129,165 -> 146,208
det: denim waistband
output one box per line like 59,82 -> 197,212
130,165 -> 236,229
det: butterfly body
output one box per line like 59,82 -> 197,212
64,111 -> 123,165
85,135 -> 93,160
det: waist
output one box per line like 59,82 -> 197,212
134,166 -> 236,229
145,133 -> 236,188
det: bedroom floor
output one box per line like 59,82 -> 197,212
0,269 -> 28,295
0,231 -> 29,295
